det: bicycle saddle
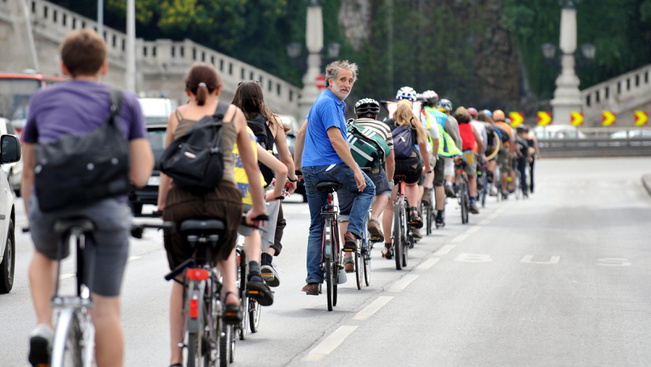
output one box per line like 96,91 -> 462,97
53,217 -> 96,235
316,181 -> 342,193
179,219 -> 226,234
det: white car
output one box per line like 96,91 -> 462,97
0,117 -> 22,196
533,125 -> 586,140
0,134 -> 22,293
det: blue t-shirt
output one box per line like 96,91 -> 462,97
301,89 -> 347,167
23,80 -> 146,144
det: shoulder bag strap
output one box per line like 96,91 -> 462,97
107,88 -> 124,126
214,101 -> 230,122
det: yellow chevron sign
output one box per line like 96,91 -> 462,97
537,111 -> 552,126
509,112 -> 523,127
602,111 -> 616,126
570,112 -> 584,126
635,110 -> 648,126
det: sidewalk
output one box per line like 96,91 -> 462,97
643,174 -> 651,196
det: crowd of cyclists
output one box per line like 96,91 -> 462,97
22,28 -> 542,367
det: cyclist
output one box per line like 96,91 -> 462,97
515,125 -> 531,198
477,110 -> 499,196
468,107 -> 488,202
524,124 -> 541,194
493,109 -> 516,198
452,107 -> 484,214
339,98 -> 394,272
437,99 -> 462,198
422,94 -> 461,227
22,29 -> 154,367
157,62 -> 267,366
294,60 -> 374,295
382,99 -> 430,258
232,80 -> 298,287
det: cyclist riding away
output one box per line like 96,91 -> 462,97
294,60 -> 374,296
452,107 -> 484,214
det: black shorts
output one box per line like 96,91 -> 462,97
394,157 -> 424,184
163,181 -> 242,270
433,156 -> 446,187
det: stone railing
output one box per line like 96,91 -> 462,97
581,63 -> 651,126
0,0 -> 301,116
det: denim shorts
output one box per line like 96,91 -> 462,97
29,196 -> 132,297
338,166 -> 391,218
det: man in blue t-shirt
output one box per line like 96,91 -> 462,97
294,60 -> 375,295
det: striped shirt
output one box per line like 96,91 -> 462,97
354,117 -> 394,150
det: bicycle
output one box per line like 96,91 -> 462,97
164,218 -> 233,367
456,159 -> 470,225
316,181 -> 343,311
392,175 -> 411,270
477,160 -> 488,208
354,218 -> 375,290
420,187 -> 434,235
36,218 -> 168,367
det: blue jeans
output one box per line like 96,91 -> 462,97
302,163 -> 375,284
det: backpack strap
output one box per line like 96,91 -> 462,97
107,88 -> 124,126
214,101 -> 231,122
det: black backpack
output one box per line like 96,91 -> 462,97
247,114 -> 275,186
160,102 -> 228,190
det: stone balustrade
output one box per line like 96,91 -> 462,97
581,64 -> 651,127
0,0 -> 301,118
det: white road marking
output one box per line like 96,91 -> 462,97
452,234 -> 468,243
304,325 -> 358,361
455,253 -> 493,263
433,245 -> 455,256
60,274 -> 73,280
128,255 -> 141,261
479,220 -> 491,225
390,274 -> 419,292
354,296 -> 394,321
465,226 -> 481,234
415,257 -> 440,271
521,255 -> 561,264
596,258 -> 632,267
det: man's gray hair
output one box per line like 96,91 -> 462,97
325,60 -> 358,88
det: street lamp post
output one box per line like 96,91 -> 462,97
548,0 -> 585,125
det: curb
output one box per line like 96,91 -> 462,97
643,174 -> 651,196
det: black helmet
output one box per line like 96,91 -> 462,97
355,98 -> 381,118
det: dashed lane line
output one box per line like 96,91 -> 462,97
451,234 -> 468,243
433,244 -> 455,256
304,325 -> 358,361
353,296 -> 394,321
415,257 -> 440,271
465,225 -> 481,234
390,274 -> 419,292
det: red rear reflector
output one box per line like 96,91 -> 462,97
190,297 -> 199,319
186,269 -> 209,281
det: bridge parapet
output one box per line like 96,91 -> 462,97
0,0 -> 301,117
581,64 -> 651,127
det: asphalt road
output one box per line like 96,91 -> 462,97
2,157 -> 651,366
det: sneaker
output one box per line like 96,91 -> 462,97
367,219 -> 384,242
247,272 -> 274,306
422,188 -> 433,205
344,257 -> 354,273
260,263 -> 280,287
337,267 -> 348,284
489,185 -> 498,196
445,183 -> 456,198
343,232 -> 358,251
469,200 -> 479,214
29,324 -> 53,367
435,210 -> 445,228
301,283 -> 321,295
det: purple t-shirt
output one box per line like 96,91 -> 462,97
23,80 -> 146,144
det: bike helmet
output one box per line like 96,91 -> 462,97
437,98 -> 452,114
493,109 -> 505,122
468,107 -> 478,119
395,86 -> 417,102
421,90 -> 439,106
482,109 -> 492,117
354,98 -> 381,118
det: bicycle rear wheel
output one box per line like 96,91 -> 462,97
459,181 -> 469,224
248,298 -> 261,334
423,201 -> 433,235
362,242 -> 372,286
219,325 -> 233,367
50,310 -> 83,367
236,249 -> 248,340
325,259 -> 333,311
393,200 -> 403,271
402,201 -> 409,267
355,250 -> 362,290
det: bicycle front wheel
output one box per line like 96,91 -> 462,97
50,310 -> 83,367
393,200 -> 403,271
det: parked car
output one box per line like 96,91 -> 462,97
0,134 -> 22,293
138,97 -> 177,124
128,124 -> 166,215
533,125 -> 586,140
0,117 -> 22,196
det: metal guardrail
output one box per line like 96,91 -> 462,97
539,138 -> 651,158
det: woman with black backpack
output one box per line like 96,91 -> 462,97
382,99 -> 430,258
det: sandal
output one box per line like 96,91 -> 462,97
382,243 -> 393,260
223,292 -> 243,324
410,207 -> 423,229
367,218 -> 385,242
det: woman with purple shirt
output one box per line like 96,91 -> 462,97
22,29 -> 154,367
